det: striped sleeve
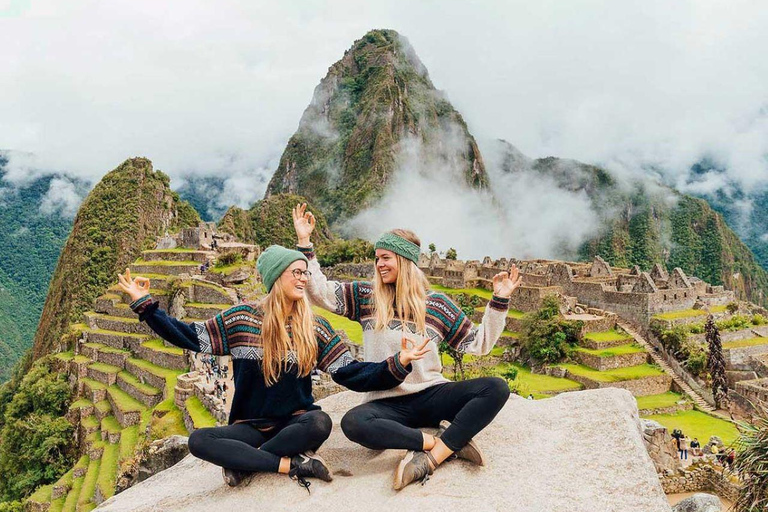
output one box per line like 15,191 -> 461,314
429,293 -> 509,356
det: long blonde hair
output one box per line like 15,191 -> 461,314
373,229 -> 430,335
260,278 -> 317,386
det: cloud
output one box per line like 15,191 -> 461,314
39,177 -> 86,218
1,0 -> 767,252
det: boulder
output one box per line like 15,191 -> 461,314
641,419 -> 683,475
671,493 -> 722,512
97,388 -> 671,512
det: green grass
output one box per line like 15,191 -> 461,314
101,415 -> 121,434
81,377 -> 106,391
209,262 -> 253,275
475,306 -> 526,319
90,312 -> 140,323
89,361 -> 121,374
62,474 -> 84,512
142,338 -> 184,356
84,327 -> 148,338
119,425 -> 140,463
77,457 -> 101,510
501,330 -> 520,338
97,443 -> 119,500
723,337 -> 768,350
29,483 -> 53,502
312,306 -> 363,345
94,399 -> 111,415
126,357 -> 183,396
461,362 -> 582,398
185,396 -> 217,429
74,455 -> 89,472
55,351 -> 75,361
134,260 -> 200,266
73,355 -> 92,364
636,391 -> 687,410
150,399 -> 189,439
106,385 -> 146,413
430,284 -> 494,300
143,248 -> 199,253
50,496 -> 66,512
118,370 -> 161,396
575,343 -> 646,358
583,329 -> 632,342
644,409 -> 740,446
652,305 -> 727,321
184,301 -> 232,309
53,468 -> 75,492
70,398 -> 94,409
557,363 -> 665,382
81,415 -> 99,429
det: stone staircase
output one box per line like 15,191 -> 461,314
616,320 -> 717,414
29,248 -> 232,512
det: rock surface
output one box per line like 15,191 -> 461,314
642,419 -> 684,475
672,493 -> 722,512
97,388 -> 671,512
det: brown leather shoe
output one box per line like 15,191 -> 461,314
393,450 -> 435,490
437,420 -> 486,466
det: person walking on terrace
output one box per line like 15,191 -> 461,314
117,245 -> 430,491
292,203 -> 522,490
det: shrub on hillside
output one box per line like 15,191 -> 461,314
316,238 -> 374,266
0,357 -> 74,501
520,296 -> 582,366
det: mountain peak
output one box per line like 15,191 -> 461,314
266,30 -> 487,224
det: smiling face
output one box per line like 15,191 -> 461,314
276,259 -> 309,302
375,249 -> 399,284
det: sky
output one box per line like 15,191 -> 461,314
1,0 -> 766,256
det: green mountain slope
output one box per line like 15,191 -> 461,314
265,29 -> 488,224
29,157 -> 200,364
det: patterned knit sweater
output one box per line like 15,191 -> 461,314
297,245 -> 510,402
130,296 -> 411,427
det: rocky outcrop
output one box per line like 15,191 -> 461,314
672,493 -> 722,512
97,388 -> 671,512
641,419 -> 684,475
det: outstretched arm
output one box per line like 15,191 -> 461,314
441,268 -> 522,355
314,318 -> 429,391
118,268 -> 231,355
293,203 -> 369,322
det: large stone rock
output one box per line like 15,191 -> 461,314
96,388 -> 671,512
671,493 -> 722,512
641,419 -> 683,475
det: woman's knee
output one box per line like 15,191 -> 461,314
483,377 -> 511,406
340,408 -> 369,443
305,410 -> 333,438
188,427 -> 213,458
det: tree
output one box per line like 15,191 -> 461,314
445,248 -> 457,260
705,315 -> 728,409
428,243 -> 436,254
733,401 -> 768,512
437,293 -> 480,380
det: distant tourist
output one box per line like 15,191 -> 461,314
526,394 -> 533,400
726,449 -> 735,469
293,202 -> 521,491
690,438 -> 701,456
118,246 -> 417,489
679,436 -> 689,460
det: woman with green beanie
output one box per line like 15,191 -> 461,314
293,203 -> 522,490
117,244 -> 429,491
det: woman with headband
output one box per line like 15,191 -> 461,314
292,204 -> 522,490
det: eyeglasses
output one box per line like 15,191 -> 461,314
291,269 -> 312,279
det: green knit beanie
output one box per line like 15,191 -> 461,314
257,245 -> 308,292
374,232 -> 421,264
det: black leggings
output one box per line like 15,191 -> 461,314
341,377 -> 509,453
188,410 -> 332,473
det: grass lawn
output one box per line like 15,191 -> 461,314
127,357 -> 183,396
70,398 -> 93,410
97,443 -> 119,500
312,306 -> 363,344
462,362 -> 583,398
636,391 -> 687,410
430,284 -> 494,300
89,362 -> 121,375
94,400 -> 112,415
583,330 -> 632,342
91,312 -> 140,323
29,483 -> 53,503
81,415 -> 99,429
118,371 -> 161,396
558,363 -> 665,382
101,416 -> 121,435
135,260 -> 200,266
62,473 -> 84,512
142,338 -> 184,356
475,306 -> 526,319
119,425 -> 140,463
644,409 -> 740,446
81,377 -> 106,391
54,351 -> 74,361
653,305 -> 727,321
77,457 -> 101,510
575,343 -> 646,358
107,385 -> 145,413
723,337 -> 768,350
440,346 -> 507,367
186,396 -> 217,429
150,399 -> 189,438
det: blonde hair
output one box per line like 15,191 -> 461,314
373,229 -> 430,335
260,275 -> 317,386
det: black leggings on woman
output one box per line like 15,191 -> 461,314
188,410 -> 332,473
341,377 -> 509,453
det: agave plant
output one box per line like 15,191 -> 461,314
733,401 -> 768,512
